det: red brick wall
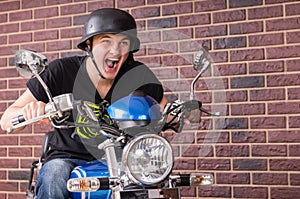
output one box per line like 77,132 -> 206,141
1,0 -> 300,198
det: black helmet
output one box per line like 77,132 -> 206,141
78,8 -> 140,53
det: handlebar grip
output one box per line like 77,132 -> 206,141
11,115 -> 25,125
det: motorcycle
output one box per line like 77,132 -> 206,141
7,48 -> 219,199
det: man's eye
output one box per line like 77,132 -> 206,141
120,41 -> 129,46
102,39 -> 110,43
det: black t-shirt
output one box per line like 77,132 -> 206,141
27,54 -> 163,162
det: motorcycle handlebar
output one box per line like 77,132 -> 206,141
183,100 -> 202,111
182,100 -> 220,116
168,100 -> 220,116
11,115 -> 26,125
7,112 -> 54,133
8,93 -> 74,133
10,100 -> 58,126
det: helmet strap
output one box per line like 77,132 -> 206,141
85,38 -> 106,79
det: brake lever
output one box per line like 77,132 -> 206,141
199,107 -> 220,116
7,112 -> 53,133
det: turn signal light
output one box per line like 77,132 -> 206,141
190,173 -> 214,186
67,178 -> 100,192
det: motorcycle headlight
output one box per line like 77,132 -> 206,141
122,134 -> 173,185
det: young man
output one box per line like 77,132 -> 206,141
0,8 -> 167,198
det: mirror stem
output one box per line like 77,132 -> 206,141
189,72 -> 202,100
31,67 -> 62,118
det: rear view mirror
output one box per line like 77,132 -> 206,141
193,46 -> 212,74
190,47 -> 213,100
15,49 -> 48,78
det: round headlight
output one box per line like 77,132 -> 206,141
122,134 -> 173,185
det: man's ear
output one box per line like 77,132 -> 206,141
85,38 -> 93,51
86,39 -> 91,47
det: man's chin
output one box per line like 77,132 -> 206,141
102,73 -> 117,80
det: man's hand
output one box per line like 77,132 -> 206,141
183,109 -> 201,125
22,101 -> 46,121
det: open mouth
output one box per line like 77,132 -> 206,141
105,58 -> 119,69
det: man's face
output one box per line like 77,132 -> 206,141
91,34 -> 131,80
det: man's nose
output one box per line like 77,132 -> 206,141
109,43 -> 121,55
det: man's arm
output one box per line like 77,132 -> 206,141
0,89 -> 45,132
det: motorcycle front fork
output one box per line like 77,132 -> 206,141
98,139 -> 121,199
98,139 -> 181,199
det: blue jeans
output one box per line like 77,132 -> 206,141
35,158 -> 88,199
